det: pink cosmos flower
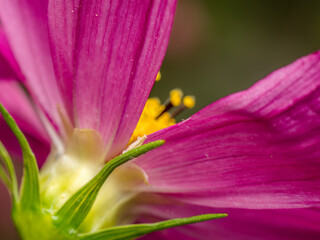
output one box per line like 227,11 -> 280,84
1,0 -> 320,239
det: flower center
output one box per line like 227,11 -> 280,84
130,87 -> 195,143
39,129 -> 148,233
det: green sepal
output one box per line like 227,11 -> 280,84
78,213 -> 228,240
0,103 -> 40,210
0,141 -> 19,204
54,140 -> 165,232
0,159 -> 11,189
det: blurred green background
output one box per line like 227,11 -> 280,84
151,0 -> 320,120
1,0 -> 320,239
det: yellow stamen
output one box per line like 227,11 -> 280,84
155,72 -> 161,82
183,95 -> 196,108
130,84 -> 195,144
129,98 -> 175,143
170,88 -> 183,106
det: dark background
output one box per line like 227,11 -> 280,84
151,0 -> 320,120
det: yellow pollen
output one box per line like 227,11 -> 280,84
155,72 -> 161,82
183,95 -> 196,108
129,97 -> 175,143
170,88 -> 183,106
130,83 -> 195,144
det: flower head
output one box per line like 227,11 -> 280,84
1,0 -> 320,239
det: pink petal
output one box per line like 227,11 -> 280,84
0,0 -> 64,129
0,28 -> 22,80
136,51 -> 320,209
0,81 -> 50,165
137,199 -> 320,240
48,0 -> 177,157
